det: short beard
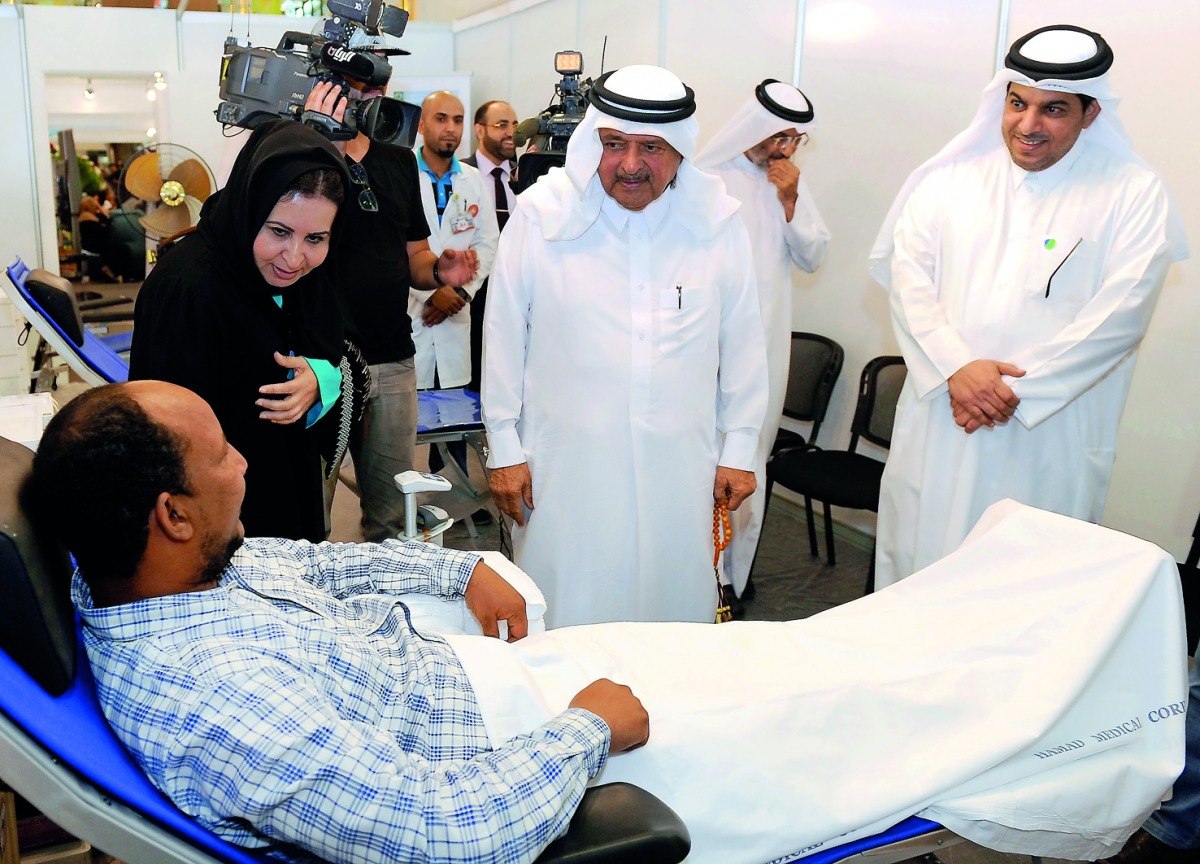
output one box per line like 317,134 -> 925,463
431,143 -> 458,159
483,137 -> 513,161
199,531 -> 244,584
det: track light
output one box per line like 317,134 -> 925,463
153,71 -> 167,91
83,79 -> 95,100
146,87 -> 157,102
146,126 -> 158,138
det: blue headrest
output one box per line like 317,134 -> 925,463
26,269 -> 86,348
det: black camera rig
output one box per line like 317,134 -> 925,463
215,0 -> 421,148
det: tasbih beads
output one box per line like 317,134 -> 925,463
713,501 -> 733,623
712,502 -> 731,566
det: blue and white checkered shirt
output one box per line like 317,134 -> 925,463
74,538 -> 611,864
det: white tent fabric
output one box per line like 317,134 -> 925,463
449,500 -> 1188,864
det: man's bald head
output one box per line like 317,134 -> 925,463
419,91 -> 466,158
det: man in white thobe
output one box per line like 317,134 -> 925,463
868,24 -> 1189,588
695,80 -> 830,600
482,65 -> 769,627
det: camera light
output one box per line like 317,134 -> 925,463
554,51 -> 583,76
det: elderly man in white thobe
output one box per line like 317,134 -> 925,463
482,64 -> 769,627
868,24 -> 1189,588
695,80 -> 830,602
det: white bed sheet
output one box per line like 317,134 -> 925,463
448,501 -> 1189,863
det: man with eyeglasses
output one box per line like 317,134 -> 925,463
306,75 -> 479,543
868,25 -> 1188,588
695,81 -> 830,610
464,100 -> 519,392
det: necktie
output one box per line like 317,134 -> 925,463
491,166 -> 510,232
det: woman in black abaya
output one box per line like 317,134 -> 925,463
130,120 -> 352,542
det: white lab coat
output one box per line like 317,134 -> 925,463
708,156 -> 830,595
876,140 -> 1175,587
483,189 -> 768,627
409,163 -> 499,389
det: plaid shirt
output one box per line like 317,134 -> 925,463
75,538 -> 610,864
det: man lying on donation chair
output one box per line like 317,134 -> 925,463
27,380 -> 1189,864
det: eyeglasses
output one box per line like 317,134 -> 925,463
485,120 -> 514,131
347,161 -> 379,213
771,132 -> 809,148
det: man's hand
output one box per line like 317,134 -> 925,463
947,359 -> 1026,430
569,679 -> 649,753
421,303 -> 448,327
714,466 -> 756,511
464,561 -> 529,642
488,463 -> 534,526
437,248 -> 479,288
256,352 -> 320,424
766,158 -> 800,221
428,285 -> 466,317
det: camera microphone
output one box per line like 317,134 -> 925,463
512,117 -> 542,148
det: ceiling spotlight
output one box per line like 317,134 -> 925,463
146,87 -> 157,102
153,71 -> 167,91
83,79 -> 95,100
146,126 -> 158,138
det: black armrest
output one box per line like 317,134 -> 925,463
536,782 -> 690,864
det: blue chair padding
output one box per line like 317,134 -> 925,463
417,387 -> 483,436
5,257 -> 129,384
100,330 -> 134,355
0,624 -> 270,864
801,816 -> 943,864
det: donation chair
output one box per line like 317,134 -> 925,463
0,431 -> 962,864
765,356 -> 906,590
0,435 -> 689,864
5,257 -> 130,389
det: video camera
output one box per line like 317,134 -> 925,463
512,50 -> 592,193
215,0 -> 421,148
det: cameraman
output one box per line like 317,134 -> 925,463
307,80 -> 479,541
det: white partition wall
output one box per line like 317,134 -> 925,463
451,0 -> 1199,559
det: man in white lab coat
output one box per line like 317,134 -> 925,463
409,91 -> 499,392
482,64 -> 768,627
868,24 -> 1189,588
695,80 -> 830,601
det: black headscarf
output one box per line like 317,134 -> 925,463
196,120 -> 351,362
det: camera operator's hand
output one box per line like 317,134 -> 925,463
304,81 -> 349,153
437,248 -> 478,288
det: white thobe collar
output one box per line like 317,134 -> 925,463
1008,136 -> 1087,193
599,186 -> 673,235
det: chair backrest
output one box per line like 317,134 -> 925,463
0,435 -> 270,864
782,332 -> 845,445
4,257 -> 130,386
848,356 -> 907,452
